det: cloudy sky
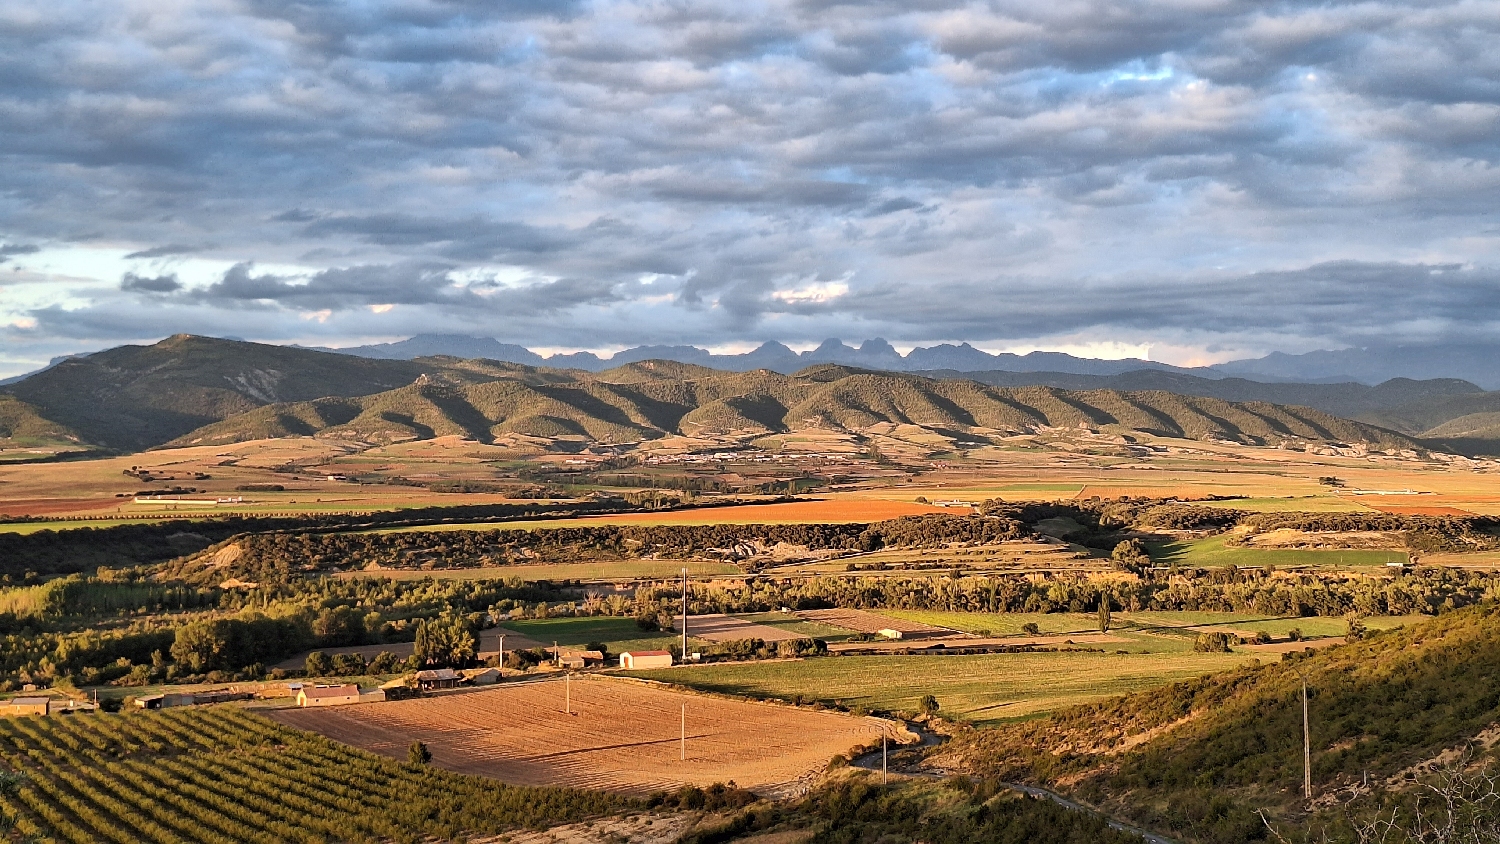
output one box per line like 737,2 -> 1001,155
1,0 -> 1497,377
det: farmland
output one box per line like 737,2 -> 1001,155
0,706 -> 627,844
628,651 -> 1253,725
1148,535 -> 1410,568
272,676 -> 899,794
332,559 -> 741,582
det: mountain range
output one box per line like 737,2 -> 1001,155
317,334 -> 1500,389
0,334 -> 1470,455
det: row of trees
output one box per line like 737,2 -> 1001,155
200,514 -> 1031,582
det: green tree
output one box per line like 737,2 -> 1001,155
1345,613 -> 1368,643
332,652 -> 367,676
368,651 -> 401,675
918,694 -> 940,715
304,651 -> 333,677
413,616 -> 477,668
1110,539 -> 1151,576
408,740 -> 431,767
1097,598 -> 1112,633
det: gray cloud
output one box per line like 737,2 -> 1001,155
124,245 -> 200,259
0,0 -> 1496,373
120,273 -> 182,293
0,244 -> 40,259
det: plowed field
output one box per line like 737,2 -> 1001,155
685,614 -> 808,643
271,676 -> 895,795
794,608 -> 955,638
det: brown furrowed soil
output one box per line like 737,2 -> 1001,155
270,675 -> 895,795
685,614 -> 808,643
793,608 -> 955,638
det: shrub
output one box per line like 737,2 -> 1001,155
1193,632 -> 1234,653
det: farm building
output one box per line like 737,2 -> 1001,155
134,692 -> 198,710
3,697 -> 50,716
134,689 -> 251,709
415,668 -> 461,691
464,667 -> 502,685
296,685 -> 361,707
619,651 -> 673,669
377,679 -> 422,701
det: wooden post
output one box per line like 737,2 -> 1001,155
1302,674 -> 1312,803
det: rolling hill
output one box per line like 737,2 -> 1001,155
0,335 -> 1438,453
166,356 -> 1420,451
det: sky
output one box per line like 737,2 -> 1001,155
0,0 -> 1498,378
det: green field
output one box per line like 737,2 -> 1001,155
885,609 -> 1428,641
1149,535 -> 1408,567
334,559 -> 740,582
498,616 -> 681,654
883,610 -> 1103,637
628,651 -> 1252,725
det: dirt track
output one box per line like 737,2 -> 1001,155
271,675 -> 896,795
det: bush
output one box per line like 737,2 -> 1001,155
1193,632 -> 1234,653
408,740 -> 431,766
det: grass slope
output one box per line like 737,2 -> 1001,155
952,602 -> 1500,843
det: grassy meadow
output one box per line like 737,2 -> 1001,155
1148,535 -> 1409,567
628,651 -> 1253,725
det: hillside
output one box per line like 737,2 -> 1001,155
950,603 -> 1500,843
0,395 -> 83,452
0,335 -> 438,451
929,369 -> 1486,424
169,357 -> 1420,451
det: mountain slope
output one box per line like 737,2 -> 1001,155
169,361 -> 1420,451
1,335 -> 437,451
931,369 -> 1487,423
0,395 -> 83,446
953,603 -> 1500,844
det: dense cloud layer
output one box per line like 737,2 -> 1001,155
0,0 -> 1497,374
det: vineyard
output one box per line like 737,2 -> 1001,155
0,707 -> 628,843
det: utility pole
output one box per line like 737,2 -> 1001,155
680,704 -> 686,761
882,733 -> 888,784
497,634 -> 506,679
681,567 -> 688,664
566,671 -> 571,715
1296,668 -> 1312,803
